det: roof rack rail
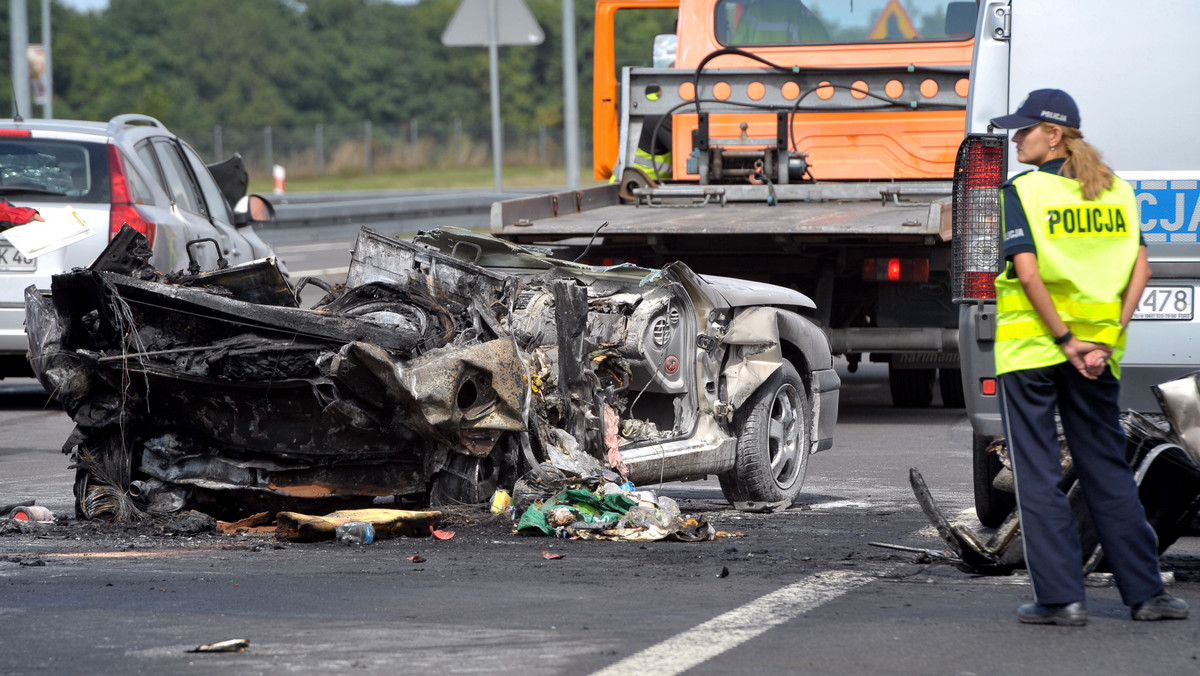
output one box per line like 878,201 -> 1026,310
106,114 -> 165,135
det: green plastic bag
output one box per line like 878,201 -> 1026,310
516,505 -> 554,535
601,492 -> 638,514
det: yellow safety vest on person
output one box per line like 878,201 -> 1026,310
632,147 -> 672,180
993,171 -> 1140,377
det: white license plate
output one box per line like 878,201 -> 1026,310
1134,285 -> 1194,320
0,244 -> 36,272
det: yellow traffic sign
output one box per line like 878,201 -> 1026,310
868,0 -> 920,40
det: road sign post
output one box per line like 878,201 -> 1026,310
442,0 -> 545,193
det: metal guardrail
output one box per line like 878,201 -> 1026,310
263,189 -> 508,231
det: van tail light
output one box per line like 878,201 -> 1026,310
107,145 -> 156,248
863,257 -> 930,283
951,134 -> 1006,302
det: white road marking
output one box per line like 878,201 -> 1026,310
589,568 -> 883,676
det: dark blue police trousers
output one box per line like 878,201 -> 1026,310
999,361 -> 1163,606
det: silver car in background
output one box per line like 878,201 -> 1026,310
0,114 -> 279,377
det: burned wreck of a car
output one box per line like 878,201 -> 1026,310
25,225 -> 839,522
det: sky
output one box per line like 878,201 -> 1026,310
58,0 -> 108,10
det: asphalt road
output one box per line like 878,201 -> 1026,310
2,360 -> 1198,675
2,232 -> 1198,675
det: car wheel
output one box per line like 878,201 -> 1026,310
73,467 -> 92,520
938,368 -> 966,409
973,432 -> 1016,528
889,365 -> 934,408
718,359 -> 810,512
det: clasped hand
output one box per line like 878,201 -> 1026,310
1062,338 -> 1112,380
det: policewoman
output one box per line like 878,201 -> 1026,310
990,89 -> 1187,625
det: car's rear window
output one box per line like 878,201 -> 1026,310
0,138 -> 110,204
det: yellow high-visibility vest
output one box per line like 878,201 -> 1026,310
994,171 -> 1140,377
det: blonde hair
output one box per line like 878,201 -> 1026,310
1044,123 -> 1115,201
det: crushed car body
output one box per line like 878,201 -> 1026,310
26,225 -> 839,521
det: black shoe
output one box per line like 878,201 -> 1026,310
1017,601 -> 1088,626
1131,592 -> 1188,621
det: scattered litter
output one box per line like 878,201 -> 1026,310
406,555 -> 424,563
542,551 -> 564,560
335,521 -> 375,545
188,639 -> 249,654
429,525 -> 455,540
8,505 -> 54,523
489,490 -> 512,515
717,566 -> 729,578
512,470 -> 718,542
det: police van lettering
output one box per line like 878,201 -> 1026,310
1043,204 -> 1128,237
1135,179 -> 1200,243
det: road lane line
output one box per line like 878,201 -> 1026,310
590,568 -> 883,676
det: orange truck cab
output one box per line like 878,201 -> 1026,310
594,0 -> 975,183
495,0 -> 982,408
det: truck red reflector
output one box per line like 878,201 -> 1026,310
981,378 -> 996,396
863,257 -> 929,283
962,271 -> 997,299
0,129 -> 32,137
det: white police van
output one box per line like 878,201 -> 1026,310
952,0 -> 1200,525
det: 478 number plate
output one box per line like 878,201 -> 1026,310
1134,285 -> 1194,320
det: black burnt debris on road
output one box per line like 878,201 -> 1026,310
910,377 -> 1200,577
20,224 -> 836,541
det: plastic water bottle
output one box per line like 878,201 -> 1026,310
335,521 -> 375,545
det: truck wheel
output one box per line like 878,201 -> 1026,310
889,365 -> 934,408
973,432 -> 1016,528
718,360 -> 810,512
938,368 -> 965,409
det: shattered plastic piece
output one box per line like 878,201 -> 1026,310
542,551 -> 565,560
429,525 -> 455,540
407,555 -> 425,563
188,639 -> 249,654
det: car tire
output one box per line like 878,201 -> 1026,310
973,432 -> 1016,528
938,368 -> 966,409
73,467 -> 92,520
718,359 -> 810,512
889,365 -> 935,408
